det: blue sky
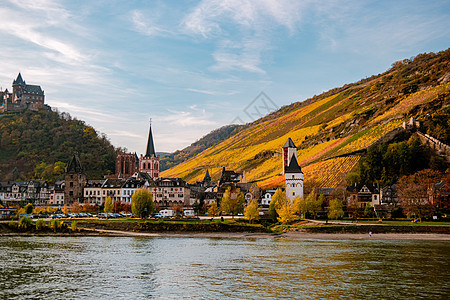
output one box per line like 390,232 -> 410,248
1,0 -> 449,154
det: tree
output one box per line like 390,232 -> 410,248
104,196 -> 113,214
131,189 -> 154,219
244,199 -> 260,223
269,188 -> 288,221
276,201 -> 297,224
397,169 -> 442,221
24,203 -> 33,214
364,203 -> 374,218
328,198 -> 344,219
71,202 -> 82,213
207,202 -> 220,218
220,187 -> 244,218
295,191 -> 322,219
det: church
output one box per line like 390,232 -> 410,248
283,137 -> 304,201
114,122 -> 160,180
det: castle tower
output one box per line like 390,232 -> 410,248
140,122 -> 160,180
64,154 -> 86,204
285,154 -> 303,202
12,73 -> 25,102
282,137 -> 297,174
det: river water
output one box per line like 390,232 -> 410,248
0,236 -> 448,299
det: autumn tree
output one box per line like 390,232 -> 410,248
71,202 -> 82,213
207,202 -> 220,218
244,199 -> 260,223
220,187 -> 244,218
131,189 -> 154,219
276,201 -> 297,224
269,188 -> 288,221
397,169 -> 442,221
104,196 -> 113,214
328,198 -> 344,219
24,203 -> 33,214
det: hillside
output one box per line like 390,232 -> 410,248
161,49 -> 450,188
160,124 -> 241,171
0,109 -> 117,182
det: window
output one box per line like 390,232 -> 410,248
70,182 -> 73,187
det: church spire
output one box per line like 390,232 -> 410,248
145,120 -> 156,157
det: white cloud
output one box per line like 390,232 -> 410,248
159,108 -> 217,127
131,10 -> 172,36
181,0 -> 306,73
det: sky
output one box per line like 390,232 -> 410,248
0,0 -> 449,154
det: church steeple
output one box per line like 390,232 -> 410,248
140,119 -> 160,180
145,121 -> 156,157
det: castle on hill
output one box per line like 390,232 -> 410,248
0,73 -> 47,112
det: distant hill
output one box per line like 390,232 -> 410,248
0,109 -> 118,182
160,124 -> 241,171
161,49 -> 450,188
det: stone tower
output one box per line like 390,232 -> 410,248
140,123 -> 160,179
64,154 -> 86,204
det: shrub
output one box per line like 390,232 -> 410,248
8,221 -> 17,229
35,219 -> 45,231
71,221 -> 77,232
18,216 -> 32,230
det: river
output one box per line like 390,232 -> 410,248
0,236 -> 448,299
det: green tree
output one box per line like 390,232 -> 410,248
207,202 -> 220,218
364,203 -> 374,218
328,198 -> 344,219
220,187 -> 244,218
24,203 -> 33,214
104,197 -> 113,214
131,189 -> 154,219
244,199 -> 260,223
296,190 -> 322,219
269,188 -> 288,221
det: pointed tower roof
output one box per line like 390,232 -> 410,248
202,170 -> 211,183
283,137 -> 296,148
145,124 -> 156,157
285,154 -> 302,173
13,73 -> 25,86
66,154 -> 83,173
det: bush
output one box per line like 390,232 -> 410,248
18,216 -> 32,230
71,221 -> 77,232
35,219 -> 45,231
8,221 -> 17,229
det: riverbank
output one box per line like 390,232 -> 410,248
1,227 -> 449,240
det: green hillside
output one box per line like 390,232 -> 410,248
0,109 -> 118,182
161,49 -> 450,188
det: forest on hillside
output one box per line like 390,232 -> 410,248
0,110 -> 118,182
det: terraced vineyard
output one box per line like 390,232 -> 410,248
162,49 -> 450,188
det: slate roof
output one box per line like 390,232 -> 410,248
23,84 -> 44,95
283,137 -> 296,148
285,154 -> 302,173
66,154 -> 83,173
145,125 -> 156,157
13,73 -> 25,86
202,170 -> 211,183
